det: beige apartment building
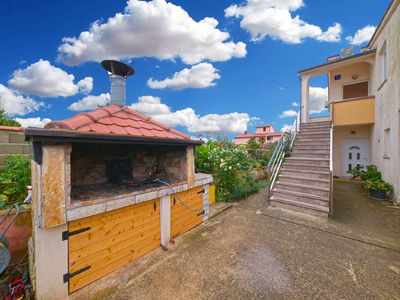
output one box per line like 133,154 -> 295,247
298,0 -> 399,204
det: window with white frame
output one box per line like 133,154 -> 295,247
380,42 -> 387,82
384,128 -> 390,158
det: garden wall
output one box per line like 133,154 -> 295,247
0,126 -> 32,169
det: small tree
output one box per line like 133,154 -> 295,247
0,106 -> 21,127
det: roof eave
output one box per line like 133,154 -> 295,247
25,128 -> 203,146
297,49 -> 377,76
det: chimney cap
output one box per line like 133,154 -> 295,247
101,60 -> 134,77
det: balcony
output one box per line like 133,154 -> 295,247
332,96 -> 375,126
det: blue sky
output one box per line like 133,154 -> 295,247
0,0 -> 389,138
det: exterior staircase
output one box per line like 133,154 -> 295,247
269,121 -> 332,217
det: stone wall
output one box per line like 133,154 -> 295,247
71,143 -> 188,187
0,126 -> 31,169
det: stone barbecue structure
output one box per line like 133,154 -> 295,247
25,104 -> 213,299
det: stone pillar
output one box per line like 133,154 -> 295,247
300,75 -> 310,123
41,144 -> 71,228
160,195 -> 171,249
186,145 -> 195,187
203,184 -> 210,221
30,143 -> 71,299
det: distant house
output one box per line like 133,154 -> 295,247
234,125 -> 282,145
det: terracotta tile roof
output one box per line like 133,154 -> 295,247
45,105 -> 190,140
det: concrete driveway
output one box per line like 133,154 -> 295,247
73,186 -> 400,300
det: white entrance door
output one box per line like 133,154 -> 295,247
343,139 -> 369,176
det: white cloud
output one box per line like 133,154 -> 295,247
57,0 -> 246,65
346,25 -> 376,46
292,101 -> 299,107
281,123 -> 291,132
77,77 -> 94,94
316,23 -> 342,42
225,0 -> 342,44
279,109 -> 297,118
68,93 -> 110,111
148,63 -> 220,90
309,86 -> 328,113
130,95 -> 255,136
0,84 -> 44,116
15,117 -> 51,128
8,60 -> 94,98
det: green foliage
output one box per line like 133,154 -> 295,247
347,164 -> 365,179
360,165 -> 381,181
0,107 -> 21,127
195,139 -> 270,202
0,155 -> 31,208
363,179 -> 392,192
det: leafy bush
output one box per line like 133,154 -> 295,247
360,165 -> 381,181
0,108 -> 21,127
0,155 -> 31,208
363,179 -> 392,192
196,140 -> 270,202
347,164 -> 365,179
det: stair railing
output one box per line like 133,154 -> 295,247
267,111 -> 300,193
329,126 -> 333,215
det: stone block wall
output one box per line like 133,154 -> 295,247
71,143 -> 188,187
0,126 -> 32,168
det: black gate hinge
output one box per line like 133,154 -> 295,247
197,210 -> 205,216
197,189 -> 205,194
63,266 -> 91,283
62,227 -> 91,241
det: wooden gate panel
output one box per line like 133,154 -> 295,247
68,199 -> 160,293
170,186 -> 204,239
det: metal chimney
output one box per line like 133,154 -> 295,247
101,60 -> 134,106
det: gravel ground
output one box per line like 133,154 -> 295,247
72,186 -> 400,300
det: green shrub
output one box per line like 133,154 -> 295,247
0,155 -> 31,208
347,164 -> 365,179
363,179 -> 392,192
195,139 -> 269,202
360,165 -> 381,181
0,108 -> 21,127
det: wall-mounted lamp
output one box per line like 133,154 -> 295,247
352,75 -> 358,80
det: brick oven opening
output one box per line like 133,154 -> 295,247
106,159 -> 133,183
70,143 -> 188,202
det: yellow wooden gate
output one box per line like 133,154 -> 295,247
170,186 -> 204,239
67,199 -> 160,293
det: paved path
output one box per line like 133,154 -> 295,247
74,187 -> 400,300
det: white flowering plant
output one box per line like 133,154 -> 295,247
196,140 -> 268,201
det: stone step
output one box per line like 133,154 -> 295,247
279,175 -> 330,188
290,152 -> 329,159
285,157 -> 329,167
294,141 -> 330,147
273,188 -> 329,204
270,196 -> 329,217
292,149 -> 329,155
281,162 -> 330,172
271,191 -> 329,208
274,181 -> 329,197
280,168 -> 330,179
300,126 -> 331,131
300,121 -> 331,127
296,137 -> 330,142
292,145 -> 330,152
299,130 -> 330,136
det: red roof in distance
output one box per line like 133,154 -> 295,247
236,132 -> 282,138
45,105 -> 190,140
